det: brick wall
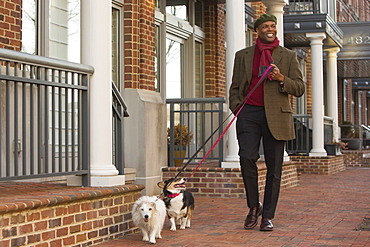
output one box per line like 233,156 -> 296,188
291,155 -> 345,175
0,185 -> 144,247
161,162 -> 299,199
337,0 -> 370,22
342,150 -> 370,167
123,0 -> 141,89
204,2 -> 227,98
215,4 -> 226,98
138,0 -> 156,91
0,0 -> 21,51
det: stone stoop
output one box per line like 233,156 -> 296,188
161,161 -> 299,198
0,183 -> 144,247
124,168 -> 137,184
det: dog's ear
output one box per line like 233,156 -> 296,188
132,200 -> 141,211
157,181 -> 165,189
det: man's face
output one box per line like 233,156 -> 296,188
256,21 -> 277,43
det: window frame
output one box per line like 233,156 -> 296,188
155,0 -> 205,101
112,1 -> 124,92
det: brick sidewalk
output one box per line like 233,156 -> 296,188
94,168 -> 370,246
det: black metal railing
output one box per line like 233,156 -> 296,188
166,98 -> 225,167
284,0 -> 321,14
0,48 -> 93,186
112,82 -> 129,175
286,114 -> 311,155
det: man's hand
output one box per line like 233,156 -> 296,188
268,64 -> 284,82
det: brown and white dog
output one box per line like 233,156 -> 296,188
157,178 -> 195,231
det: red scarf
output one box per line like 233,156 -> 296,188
255,37 -> 279,76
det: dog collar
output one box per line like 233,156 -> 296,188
166,192 -> 181,198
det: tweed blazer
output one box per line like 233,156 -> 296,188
229,45 -> 305,141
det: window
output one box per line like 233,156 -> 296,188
22,0 -> 37,54
155,0 -> 161,8
194,41 -> 203,98
166,0 -> 188,21
194,0 -> 203,28
112,4 -> 123,91
159,0 -> 205,99
155,26 -> 160,92
21,0 -> 80,62
343,79 -> 348,120
245,29 -> 253,47
286,0 -> 315,14
166,36 -> 184,98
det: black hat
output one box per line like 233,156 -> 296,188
254,14 -> 277,31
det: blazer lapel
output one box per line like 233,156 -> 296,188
244,45 -> 255,83
272,46 -> 283,65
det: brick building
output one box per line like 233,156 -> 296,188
1,0 -> 370,188
1,0 -> 370,246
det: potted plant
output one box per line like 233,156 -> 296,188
167,123 -> 194,166
325,141 -> 348,155
340,121 -> 361,150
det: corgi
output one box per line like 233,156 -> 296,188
131,196 -> 166,244
157,178 -> 195,231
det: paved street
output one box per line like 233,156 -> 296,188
94,168 -> 370,246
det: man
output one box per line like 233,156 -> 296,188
229,14 -> 305,231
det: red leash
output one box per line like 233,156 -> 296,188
171,65 -> 275,180
188,65 -> 274,178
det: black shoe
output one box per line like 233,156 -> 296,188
244,202 -> 262,229
260,218 -> 273,231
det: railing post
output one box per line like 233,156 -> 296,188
169,102 -> 175,167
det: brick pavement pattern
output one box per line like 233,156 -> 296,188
94,168 -> 370,246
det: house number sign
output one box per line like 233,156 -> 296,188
346,35 -> 370,45
342,23 -> 370,46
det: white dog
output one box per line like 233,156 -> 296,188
132,196 -> 166,244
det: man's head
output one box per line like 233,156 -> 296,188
254,14 -> 277,44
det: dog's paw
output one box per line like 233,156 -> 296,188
149,239 -> 156,244
142,237 -> 149,242
180,226 -> 186,230
170,226 -> 176,231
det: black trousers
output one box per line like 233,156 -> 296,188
236,104 -> 285,219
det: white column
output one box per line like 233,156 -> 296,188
79,0 -> 124,186
326,47 -> 340,143
307,33 -> 327,157
263,0 -> 289,47
264,0 -> 290,161
222,0 -> 246,168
